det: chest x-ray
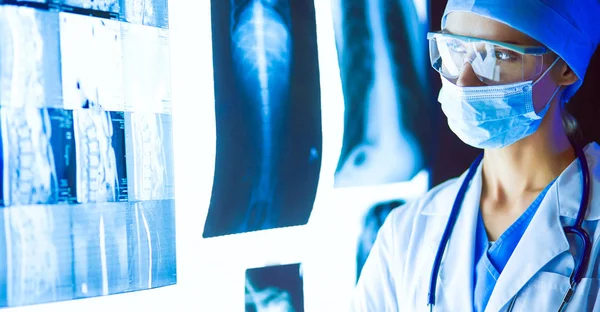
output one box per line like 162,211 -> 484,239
245,263 -> 304,312
204,0 -> 322,237
332,0 -> 435,188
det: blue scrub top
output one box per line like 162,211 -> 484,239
473,180 -> 556,312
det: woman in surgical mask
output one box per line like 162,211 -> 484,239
351,1 -> 600,311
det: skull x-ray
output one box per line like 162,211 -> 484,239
245,263 -> 304,312
204,0 -> 322,237
332,0 -> 436,188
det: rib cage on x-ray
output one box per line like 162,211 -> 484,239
334,0 -> 434,187
230,0 -> 292,231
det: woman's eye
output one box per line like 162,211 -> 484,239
495,50 -> 517,61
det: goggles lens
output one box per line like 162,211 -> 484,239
428,33 -> 547,85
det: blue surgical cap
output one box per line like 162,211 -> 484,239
442,0 -> 600,101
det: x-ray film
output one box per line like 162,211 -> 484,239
125,113 -> 174,201
0,200 -> 176,308
73,109 -> 127,204
60,0 -> 120,14
60,13 -> 125,112
47,108 -> 78,203
121,23 -> 172,114
120,0 -> 169,28
71,202 -> 128,298
245,263 -> 304,312
332,0 -> 435,188
0,6 -> 62,109
0,204 -> 74,307
126,200 -> 176,290
0,107 -> 68,206
204,0 -> 322,237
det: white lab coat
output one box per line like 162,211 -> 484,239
352,142 -> 600,312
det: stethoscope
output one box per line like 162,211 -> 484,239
427,143 -> 592,312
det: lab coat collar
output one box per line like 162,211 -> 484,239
420,141 -> 600,221
483,183 -> 571,312
420,141 -> 600,311
555,142 -> 600,221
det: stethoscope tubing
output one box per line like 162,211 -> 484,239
427,144 -> 592,311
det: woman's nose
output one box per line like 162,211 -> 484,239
456,61 -> 486,87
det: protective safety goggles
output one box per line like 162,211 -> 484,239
427,31 -> 551,85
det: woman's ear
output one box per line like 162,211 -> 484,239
553,58 -> 579,87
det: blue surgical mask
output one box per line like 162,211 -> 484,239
438,58 -> 561,149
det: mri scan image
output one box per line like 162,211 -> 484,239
71,202 -> 129,298
61,0 -> 120,14
332,0 -> 436,187
0,0 -> 176,309
126,200 -> 177,290
0,205 -> 74,307
125,113 -> 174,201
0,6 -> 62,109
59,13 -> 124,112
204,0 -> 322,237
0,200 -> 176,308
73,109 -> 127,203
120,0 -> 169,28
245,263 -> 304,312
1,107 -> 61,206
121,23 -> 172,114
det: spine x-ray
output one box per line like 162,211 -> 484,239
204,0 -> 322,237
333,0 -> 436,188
245,263 -> 304,312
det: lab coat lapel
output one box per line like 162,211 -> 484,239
435,165 -> 482,312
484,187 -> 571,312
